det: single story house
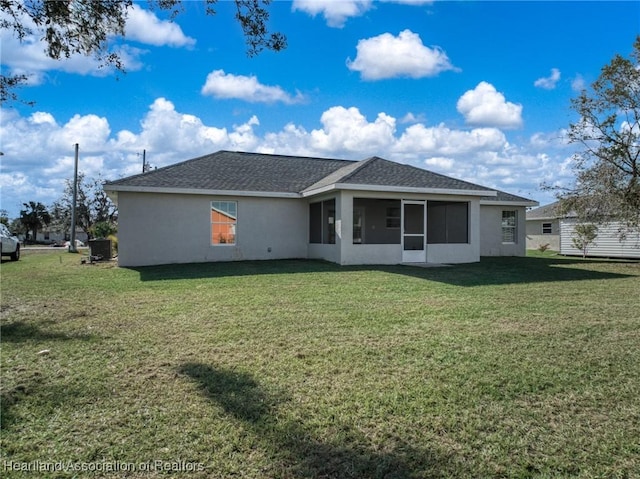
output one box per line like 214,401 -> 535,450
526,201 -> 640,258
104,150 -> 538,267
525,201 -> 561,251
20,228 -> 88,245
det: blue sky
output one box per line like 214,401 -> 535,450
1,0 -> 639,218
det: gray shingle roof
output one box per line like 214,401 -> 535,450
482,189 -> 539,204
105,150 -> 352,193
336,157 -> 495,192
526,201 -> 561,219
105,150 -> 536,204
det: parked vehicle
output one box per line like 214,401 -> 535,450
64,239 -> 85,248
0,224 -> 20,261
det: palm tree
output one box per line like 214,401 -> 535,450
19,201 -> 51,243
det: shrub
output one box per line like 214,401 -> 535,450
572,223 -> 598,258
538,243 -> 551,253
107,234 -> 118,255
91,221 -> 117,239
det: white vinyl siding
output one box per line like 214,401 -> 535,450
560,220 -> 640,258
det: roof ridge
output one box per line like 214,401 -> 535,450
337,157 -> 380,184
401,161 -> 495,191
347,156 -> 495,192
227,149 -> 355,164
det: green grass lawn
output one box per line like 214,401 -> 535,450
1,251 -> 639,478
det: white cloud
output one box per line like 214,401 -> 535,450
1,100 -> 573,218
571,74 -> 587,92
394,123 -> 507,156
400,112 -> 427,124
136,98 -> 230,159
310,106 -> 397,155
534,68 -> 561,89
0,25 -> 116,80
201,70 -> 305,104
0,4 -> 191,82
54,114 -> 112,153
457,82 -> 523,129
347,30 -> 457,80
292,0 -> 373,27
125,5 -> 196,47
29,112 -> 57,126
425,157 -> 455,169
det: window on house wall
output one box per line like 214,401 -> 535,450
353,198 -> 401,245
427,201 -> 469,244
211,201 -> 237,245
386,207 -> 401,228
502,210 -> 517,243
353,207 -> 364,244
542,222 -> 552,234
309,202 -> 322,243
309,199 -> 336,244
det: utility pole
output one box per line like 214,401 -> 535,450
69,143 -> 79,253
142,149 -> 147,173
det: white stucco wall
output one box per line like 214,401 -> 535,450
117,192 -> 308,267
479,205 -> 528,256
526,219 -> 560,251
115,190 -> 525,267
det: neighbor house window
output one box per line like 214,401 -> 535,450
309,199 -> 336,244
386,207 -> 401,228
211,201 -> 237,245
542,222 -> 552,234
502,210 -> 517,243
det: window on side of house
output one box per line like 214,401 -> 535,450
309,198 -> 336,244
386,207 -> 401,228
542,222 -> 552,234
211,201 -> 237,245
502,210 -> 517,243
309,202 -> 322,244
426,201 -> 469,244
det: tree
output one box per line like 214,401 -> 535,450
572,223 -> 598,258
9,217 -> 25,237
19,201 -> 51,242
554,36 -> 640,230
51,174 -> 118,240
1,0 -> 286,104
0,209 -> 9,226
91,221 -> 117,239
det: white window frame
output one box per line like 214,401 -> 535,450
386,206 -> 401,229
502,210 -> 517,244
211,201 -> 237,246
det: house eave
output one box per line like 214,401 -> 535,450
481,199 -> 539,207
302,183 -> 497,198
102,184 -> 301,199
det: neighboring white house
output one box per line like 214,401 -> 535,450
19,228 -> 88,245
526,202 -> 640,258
526,201 -> 561,251
560,218 -> 640,258
104,150 -> 538,267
